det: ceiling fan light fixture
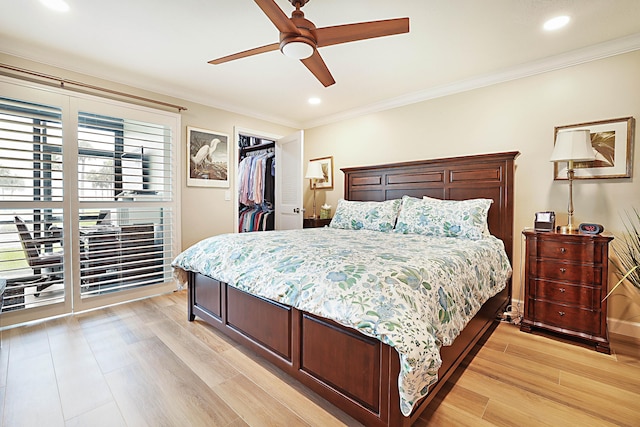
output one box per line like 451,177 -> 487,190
281,40 -> 314,60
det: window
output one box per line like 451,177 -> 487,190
0,79 -> 180,324
76,110 -> 175,297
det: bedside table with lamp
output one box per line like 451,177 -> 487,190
521,128 -> 613,353
304,157 -> 333,228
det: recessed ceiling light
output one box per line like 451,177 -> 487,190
543,15 -> 570,31
308,97 -> 321,105
40,0 -> 70,12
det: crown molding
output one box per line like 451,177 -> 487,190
302,32 -> 640,130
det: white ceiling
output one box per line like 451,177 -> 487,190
1,0 -> 639,129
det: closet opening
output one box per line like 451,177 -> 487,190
237,132 -> 276,233
234,127 -> 304,233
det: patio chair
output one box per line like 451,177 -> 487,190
14,216 -> 63,296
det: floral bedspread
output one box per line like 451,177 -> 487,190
172,227 -> 512,416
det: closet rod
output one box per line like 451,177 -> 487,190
242,141 -> 275,153
0,63 -> 188,112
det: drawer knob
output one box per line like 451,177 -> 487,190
558,311 -> 565,316
559,287 -> 566,293
560,247 -> 567,253
559,267 -> 566,273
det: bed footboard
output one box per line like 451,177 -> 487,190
188,271 -> 507,427
189,271 -> 405,426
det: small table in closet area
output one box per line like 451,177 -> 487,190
303,218 -> 332,228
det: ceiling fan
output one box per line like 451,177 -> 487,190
208,0 -> 410,87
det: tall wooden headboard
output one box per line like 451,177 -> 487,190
341,151 -> 520,266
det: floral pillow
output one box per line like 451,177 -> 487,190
394,195 -> 492,239
329,199 -> 401,232
424,196 -> 492,236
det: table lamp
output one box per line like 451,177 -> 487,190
305,161 -> 324,219
550,129 -> 596,233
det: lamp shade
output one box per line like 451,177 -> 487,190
550,130 -> 596,162
305,161 -> 324,180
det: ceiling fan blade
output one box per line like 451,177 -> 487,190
316,17 -> 409,47
208,43 -> 280,65
254,0 -> 299,34
301,51 -> 335,87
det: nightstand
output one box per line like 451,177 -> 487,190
520,229 -> 613,353
303,218 -> 332,228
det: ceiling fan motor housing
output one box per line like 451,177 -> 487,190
280,11 -> 317,58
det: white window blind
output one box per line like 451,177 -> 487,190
0,96 -> 66,310
0,96 -> 64,201
76,111 -> 175,297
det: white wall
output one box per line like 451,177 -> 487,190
303,50 -> 640,335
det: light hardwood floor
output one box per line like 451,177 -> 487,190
0,290 -> 638,426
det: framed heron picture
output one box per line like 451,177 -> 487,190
187,127 -> 229,187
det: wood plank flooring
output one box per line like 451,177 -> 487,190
0,290 -> 638,426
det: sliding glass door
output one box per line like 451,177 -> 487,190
0,79 -> 180,325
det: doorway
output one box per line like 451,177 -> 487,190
233,127 -> 304,232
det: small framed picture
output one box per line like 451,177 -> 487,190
309,156 -> 333,189
553,117 -> 635,180
187,127 -> 229,187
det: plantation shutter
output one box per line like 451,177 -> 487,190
0,95 -> 66,310
77,110 -> 176,296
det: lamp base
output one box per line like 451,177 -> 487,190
557,224 -> 579,234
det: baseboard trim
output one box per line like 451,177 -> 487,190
608,318 -> 640,340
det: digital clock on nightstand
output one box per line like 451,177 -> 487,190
579,223 -> 604,234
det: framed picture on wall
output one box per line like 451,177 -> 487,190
553,117 -> 635,180
187,126 -> 229,187
309,156 -> 334,189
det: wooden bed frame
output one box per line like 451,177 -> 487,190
187,151 -> 519,426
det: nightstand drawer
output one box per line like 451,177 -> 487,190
531,259 -> 601,284
537,240 -> 594,263
533,279 -> 597,308
532,300 -> 599,335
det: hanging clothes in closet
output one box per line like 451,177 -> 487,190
238,144 -> 275,232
